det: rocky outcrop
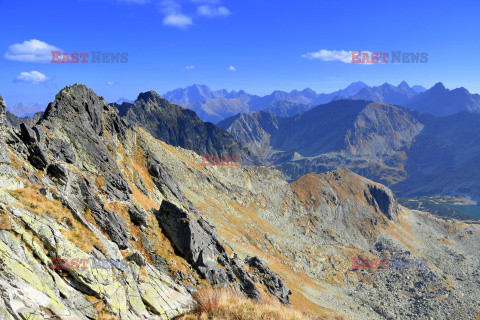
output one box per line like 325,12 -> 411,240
155,201 -> 262,300
0,95 -> 10,164
38,85 -> 131,201
366,184 -> 399,221
245,256 -> 292,304
0,192 -> 193,319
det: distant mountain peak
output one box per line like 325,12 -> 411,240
432,82 -> 446,90
454,87 -> 470,94
301,88 -> 316,94
397,81 -> 410,89
136,90 -> 165,104
116,97 -> 134,105
349,81 -> 367,87
380,82 -> 395,88
6,101 -> 46,118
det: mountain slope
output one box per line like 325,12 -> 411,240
220,100 -> 423,173
405,82 -> 480,116
221,97 -> 480,202
396,111 -> 480,198
113,91 -> 258,165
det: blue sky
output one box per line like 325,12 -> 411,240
0,0 -> 479,107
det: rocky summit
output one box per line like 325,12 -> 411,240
0,85 -> 479,319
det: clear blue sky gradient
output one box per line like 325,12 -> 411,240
0,0 -> 479,106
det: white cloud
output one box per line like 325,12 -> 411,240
157,0 -> 230,29
301,50 -> 352,63
227,65 -> 236,71
185,65 -> 195,69
107,81 -> 119,85
5,39 -> 62,63
163,13 -> 194,28
197,5 -> 230,17
14,71 -> 48,84
302,49 -> 377,64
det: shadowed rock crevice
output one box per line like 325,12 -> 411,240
367,184 -> 399,221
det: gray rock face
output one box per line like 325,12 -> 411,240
245,256 -> 292,304
0,95 -> 10,164
38,85 -> 131,201
155,201 -> 263,300
79,180 -> 130,249
367,184 -> 399,221
114,90 -> 259,166
147,155 -> 187,202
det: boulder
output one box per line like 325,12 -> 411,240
155,200 -> 262,300
245,256 -> 292,305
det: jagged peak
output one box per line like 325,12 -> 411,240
55,84 -> 98,99
42,84 -> 110,135
135,90 -> 168,105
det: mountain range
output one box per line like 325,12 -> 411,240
7,81 -> 480,122
6,102 -> 45,118
1,85 -> 480,319
162,82 -> 369,123
218,98 -> 480,202
162,81 -> 480,122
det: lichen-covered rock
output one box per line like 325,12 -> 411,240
0,191 -> 193,319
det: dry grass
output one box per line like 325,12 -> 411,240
95,176 -> 107,188
178,287 -> 314,320
0,207 -> 11,230
7,188 -> 106,254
